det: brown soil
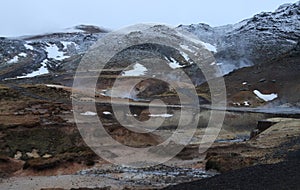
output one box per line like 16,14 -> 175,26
198,53 -> 300,107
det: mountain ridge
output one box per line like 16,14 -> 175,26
178,1 -> 299,74
0,2 -> 299,83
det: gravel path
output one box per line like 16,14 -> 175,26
0,175 -> 119,190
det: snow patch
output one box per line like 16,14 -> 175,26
45,43 -> 70,60
149,113 -> 173,118
122,63 -> 147,76
102,88 -> 137,100
126,113 -> 138,117
253,90 -> 278,102
168,57 -> 184,69
178,27 -> 217,53
180,44 -> 194,52
180,51 -> 190,62
244,101 -> 250,106
80,111 -> 97,116
18,53 -> 27,57
201,42 -> 217,53
61,41 -> 77,50
24,44 -> 34,50
286,39 -> 297,44
103,111 -> 112,115
233,102 -> 241,106
7,56 -> 19,64
17,59 -> 49,78
46,84 -> 65,88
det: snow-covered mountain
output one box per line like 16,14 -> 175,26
0,25 -> 108,80
0,2 -> 299,81
177,1 -> 300,74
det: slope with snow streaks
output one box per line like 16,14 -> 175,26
178,1 -> 300,75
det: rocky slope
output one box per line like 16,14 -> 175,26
0,25 -> 108,80
222,42 -> 300,107
178,1 -> 300,75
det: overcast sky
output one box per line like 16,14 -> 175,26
0,0 -> 297,37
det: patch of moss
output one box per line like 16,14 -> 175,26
205,159 -> 221,171
0,88 -> 22,101
2,127 -> 79,157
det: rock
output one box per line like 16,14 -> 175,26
259,78 -> 266,83
42,153 -> 53,158
26,149 -> 40,158
14,151 -> 22,160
